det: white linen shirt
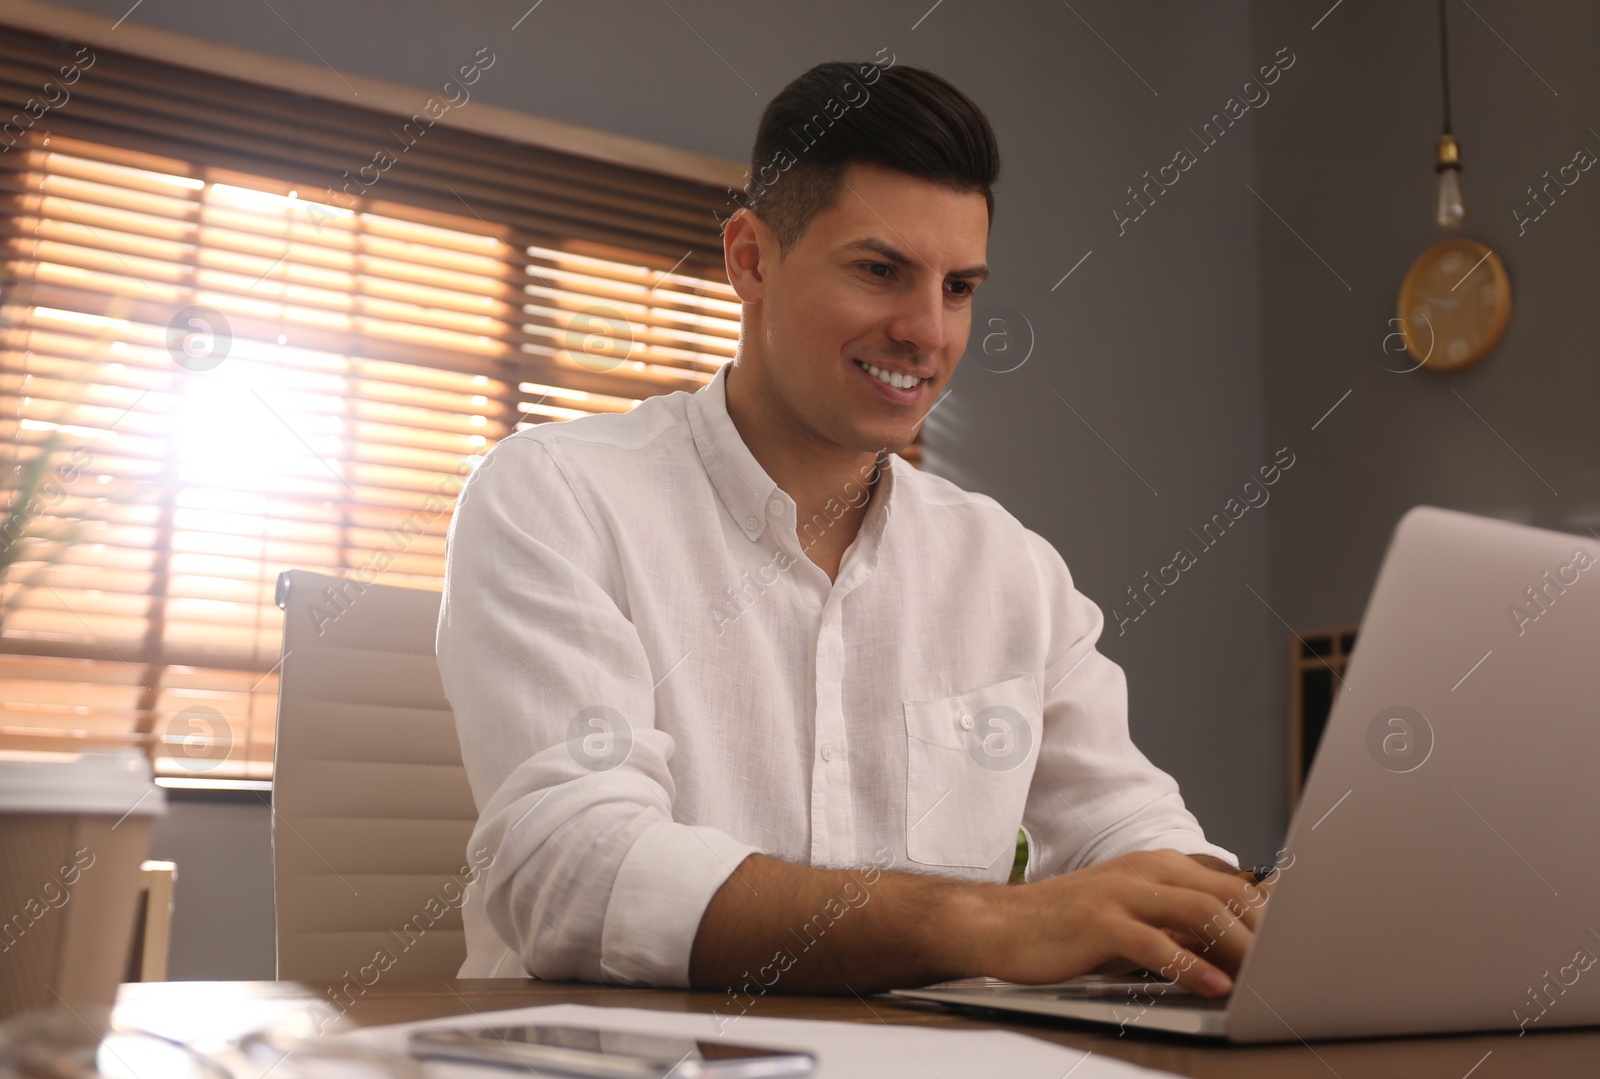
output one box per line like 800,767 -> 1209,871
437,361 -> 1235,986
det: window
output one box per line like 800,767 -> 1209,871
0,134 -> 731,780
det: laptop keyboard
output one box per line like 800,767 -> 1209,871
1052,989 -> 1231,1010
1043,981 -> 1232,1010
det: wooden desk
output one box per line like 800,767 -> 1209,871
115,979 -> 1599,1078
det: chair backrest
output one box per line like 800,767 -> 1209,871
270,569 -> 476,981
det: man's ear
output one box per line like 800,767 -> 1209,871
723,208 -> 771,304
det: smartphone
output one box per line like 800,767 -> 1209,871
407,1023 -> 816,1078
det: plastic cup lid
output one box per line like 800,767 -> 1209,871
0,749 -> 166,816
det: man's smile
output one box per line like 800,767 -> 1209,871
851,357 -> 930,402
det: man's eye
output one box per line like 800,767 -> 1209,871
864,262 -> 894,278
947,281 -> 974,297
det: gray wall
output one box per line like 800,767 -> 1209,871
40,0 -> 1462,974
1251,3 -> 1600,678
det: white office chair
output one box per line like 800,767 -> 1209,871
270,569 -> 477,981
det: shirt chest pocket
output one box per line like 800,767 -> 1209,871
903,673 -> 1042,870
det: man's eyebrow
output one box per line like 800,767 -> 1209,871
842,237 -> 990,283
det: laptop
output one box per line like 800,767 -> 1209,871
893,505 -> 1600,1042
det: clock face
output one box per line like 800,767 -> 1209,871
1396,238 -> 1513,371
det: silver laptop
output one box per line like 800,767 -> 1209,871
893,505 -> 1600,1042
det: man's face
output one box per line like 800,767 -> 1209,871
747,161 -> 990,455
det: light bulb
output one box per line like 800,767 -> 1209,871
1436,167 -> 1466,228
1434,134 -> 1465,228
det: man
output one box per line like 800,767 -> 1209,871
438,60 -> 1266,1002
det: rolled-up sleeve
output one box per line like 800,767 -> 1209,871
1018,529 -> 1237,879
436,435 -> 761,986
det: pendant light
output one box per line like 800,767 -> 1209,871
1392,0 -> 1513,374
1434,0 -> 1465,228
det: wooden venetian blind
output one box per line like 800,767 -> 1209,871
0,26 -> 922,781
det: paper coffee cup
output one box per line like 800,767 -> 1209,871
0,751 -> 165,1021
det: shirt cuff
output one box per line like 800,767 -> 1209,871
1133,832 -> 1241,870
599,820 -> 763,987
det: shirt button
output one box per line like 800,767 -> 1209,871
959,713 -> 974,730
820,743 -> 834,762
744,515 -> 759,531
768,497 -> 785,516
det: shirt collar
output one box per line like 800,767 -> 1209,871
686,363 -> 898,545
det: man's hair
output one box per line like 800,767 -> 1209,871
739,60 -> 1000,256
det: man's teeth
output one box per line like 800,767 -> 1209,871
858,360 -> 923,390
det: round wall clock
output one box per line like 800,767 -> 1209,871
1396,237 -> 1512,371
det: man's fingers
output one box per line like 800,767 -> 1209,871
1225,884 -> 1268,933
1136,887 -> 1254,974
1145,851 -> 1270,934
1160,925 -> 1215,954
1116,922 -> 1233,998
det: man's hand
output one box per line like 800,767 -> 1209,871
690,848 -> 1271,999
970,849 -> 1268,997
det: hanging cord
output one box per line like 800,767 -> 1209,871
1439,0 -> 1453,135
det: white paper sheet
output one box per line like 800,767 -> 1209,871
341,1002 -> 1184,1079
